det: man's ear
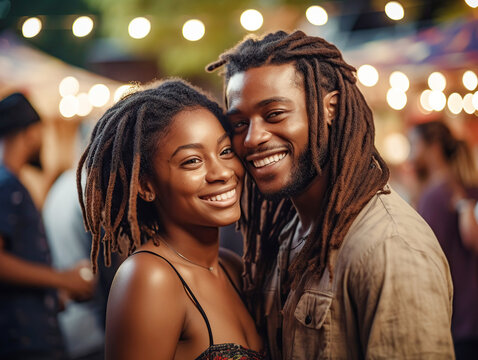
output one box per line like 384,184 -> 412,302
138,178 -> 156,202
323,90 -> 339,126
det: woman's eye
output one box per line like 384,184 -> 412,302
181,158 -> 201,166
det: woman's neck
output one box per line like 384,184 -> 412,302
160,222 -> 220,271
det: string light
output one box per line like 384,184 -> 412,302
305,6 -> 328,26
182,19 -> 205,41
76,93 -> 93,116
385,1 -> 404,21
114,84 -> 134,103
72,16 -> 94,37
447,93 -> 463,115
22,17 -> 42,38
472,91 -> 478,110
463,93 -> 475,114
420,89 -> 433,112
357,65 -> 379,87
88,84 -> 110,107
428,90 -> 446,111
59,96 -> 79,118
465,0 -> 478,9
463,70 -> 478,91
428,72 -> 446,91
386,88 -> 407,110
128,17 -> 151,39
240,9 -> 263,31
59,76 -> 80,97
389,71 -> 409,92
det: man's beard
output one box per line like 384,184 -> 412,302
27,150 -> 42,170
261,145 -> 323,201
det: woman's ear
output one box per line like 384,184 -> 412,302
138,179 -> 156,202
323,90 -> 339,126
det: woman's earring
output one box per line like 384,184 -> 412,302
148,193 -> 155,201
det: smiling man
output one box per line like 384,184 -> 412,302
207,31 -> 455,359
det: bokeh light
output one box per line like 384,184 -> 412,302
463,70 -> 478,91
447,93 -> 463,115
465,0 -> 478,8
22,17 -> 42,38
59,96 -> 79,118
240,9 -> 263,31
420,89 -> 433,112
88,84 -> 110,107
182,19 -> 205,41
76,93 -> 93,116
386,88 -> 407,110
389,71 -> 409,92
128,17 -> 151,39
385,1 -> 404,21
428,72 -> 446,91
383,133 -> 410,165
463,93 -> 475,114
59,76 -> 80,97
72,16 -> 94,37
357,65 -> 379,87
472,91 -> 478,110
305,6 -> 328,26
428,90 -> 446,111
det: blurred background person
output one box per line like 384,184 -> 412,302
408,120 -> 478,359
42,122 -> 120,360
0,92 -> 94,360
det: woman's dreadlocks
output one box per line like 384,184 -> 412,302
77,79 -> 228,272
207,30 -> 390,319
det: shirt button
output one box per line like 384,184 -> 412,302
305,314 -> 312,325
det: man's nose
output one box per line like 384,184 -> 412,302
244,119 -> 271,149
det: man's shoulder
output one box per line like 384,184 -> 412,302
339,187 -> 441,265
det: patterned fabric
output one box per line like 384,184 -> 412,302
195,343 -> 265,360
0,165 -> 65,359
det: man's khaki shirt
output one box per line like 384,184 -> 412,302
262,188 -> 454,359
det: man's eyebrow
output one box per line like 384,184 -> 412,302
227,97 -> 292,116
170,133 -> 229,159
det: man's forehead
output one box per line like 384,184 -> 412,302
226,63 -> 303,102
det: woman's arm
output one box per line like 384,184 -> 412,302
105,253 -> 186,360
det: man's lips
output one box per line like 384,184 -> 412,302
246,151 -> 288,168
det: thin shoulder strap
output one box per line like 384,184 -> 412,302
218,262 -> 243,299
133,250 -> 214,346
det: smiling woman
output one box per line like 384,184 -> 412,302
77,79 -> 264,360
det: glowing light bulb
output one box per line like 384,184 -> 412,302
389,71 -> 409,92
182,19 -> 205,41
59,76 -> 80,97
428,72 -> 446,92
383,133 -> 410,165
385,1 -> 404,21
114,85 -> 134,103
420,89 -> 433,112
72,16 -> 94,37
59,96 -> 79,118
128,17 -> 151,39
240,9 -> 263,31
357,65 -> 379,87
22,17 -> 42,38
447,93 -> 463,115
386,88 -> 407,110
88,84 -> 110,107
465,0 -> 478,9
306,6 -> 328,26
463,70 -> 478,91
76,93 -> 93,116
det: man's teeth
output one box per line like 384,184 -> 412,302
252,152 -> 286,168
203,189 -> 236,202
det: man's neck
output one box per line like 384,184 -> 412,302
291,167 -> 329,237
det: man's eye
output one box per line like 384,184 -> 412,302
267,111 -> 283,119
233,120 -> 248,128
221,147 -> 234,156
